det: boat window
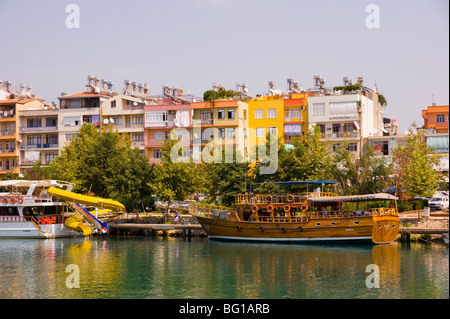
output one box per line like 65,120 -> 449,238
316,222 -> 321,226
0,207 -> 19,216
330,222 -> 336,226
354,221 -> 360,225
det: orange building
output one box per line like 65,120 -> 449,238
422,105 -> 449,133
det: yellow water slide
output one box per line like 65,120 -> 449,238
65,214 -> 92,235
48,187 -> 126,212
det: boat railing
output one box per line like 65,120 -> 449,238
235,192 -> 337,206
189,203 -> 239,221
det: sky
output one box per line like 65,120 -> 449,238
0,0 -> 448,133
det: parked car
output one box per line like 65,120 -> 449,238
428,196 -> 449,211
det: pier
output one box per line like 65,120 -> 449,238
108,223 -> 204,237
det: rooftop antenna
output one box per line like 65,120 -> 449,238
431,93 -> 436,106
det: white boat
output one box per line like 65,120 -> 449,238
0,180 -> 125,239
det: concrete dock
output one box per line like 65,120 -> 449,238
108,223 -> 205,237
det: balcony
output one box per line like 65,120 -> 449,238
20,143 -> 59,149
323,131 -> 359,139
20,126 -> 58,132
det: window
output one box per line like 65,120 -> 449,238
268,127 -> 277,136
45,152 -> 57,164
201,111 -> 211,121
227,109 -> 235,119
312,103 -> 325,116
348,143 -> 358,152
217,110 -> 225,119
267,109 -> 276,118
145,111 -> 167,125
254,109 -> 263,119
218,128 -> 225,138
243,110 -> 247,120
437,114 -> 445,123
27,135 -> 41,146
132,115 -> 144,124
153,150 -> 162,159
286,109 -> 301,120
132,133 -> 144,142
27,118 -> 41,127
332,124 -> 341,134
228,128 -> 235,138
63,116 -> 81,126
154,131 -> 166,141
332,143 -> 341,151
46,117 -> 57,127
255,127 -> 265,138
111,100 -> 116,108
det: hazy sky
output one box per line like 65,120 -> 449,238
1,0 -> 448,132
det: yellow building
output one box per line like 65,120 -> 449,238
248,93 -> 309,152
191,99 -> 248,162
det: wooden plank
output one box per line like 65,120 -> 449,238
399,227 -> 448,234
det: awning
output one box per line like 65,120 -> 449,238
310,193 -> 398,203
284,124 -> 302,135
254,180 -> 336,186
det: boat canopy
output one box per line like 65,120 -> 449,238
310,193 -> 398,203
254,180 -> 336,186
0,180 -> 73,188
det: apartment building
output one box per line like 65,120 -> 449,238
248,80 -> 309,151
101,80 -> 156,155
0,80 -> 49,176
307,77 -> 385,155
422,105 -> 449,133
144,101 -> 191,163
191,99 -> 248,163
18,104 -> 59,174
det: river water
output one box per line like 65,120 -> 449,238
0,236 -> 448,299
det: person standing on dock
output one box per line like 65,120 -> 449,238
174,211 -> 179,224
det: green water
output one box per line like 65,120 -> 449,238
0,237 -> 448,299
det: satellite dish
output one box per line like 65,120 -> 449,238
103,119 -> 109,124
110,118 -> 115,124
133,102 -> 138,106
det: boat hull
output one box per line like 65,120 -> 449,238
0,221 -> 83,239
195,215 -> 399,244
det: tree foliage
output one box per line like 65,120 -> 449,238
203,87 -> 239,102
48,123 -> 154,211
392,125 -> 441,197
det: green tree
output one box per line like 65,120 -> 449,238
204,146 -> 248,206
149,135 -> 198,205
392,125 -> 441,197
329,142 -> 393,195
48,123 -> 154,211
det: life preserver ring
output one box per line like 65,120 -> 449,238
267,205 -> 274,212
259,227 -> 264,232
251,205 -> 258,213
236,226 -> 241,231
284,205 -> 291,212
2,198 -> 7,204
287,194 -> 294,203
298,226 -> 303,231
9,197 -> 16,204
17,197 -> 24,204
300,204 -> 309,212
266,195 -> 272,203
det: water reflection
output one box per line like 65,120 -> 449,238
0,238 -> 447,299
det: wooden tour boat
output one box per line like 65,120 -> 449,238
190,186 -> 400,244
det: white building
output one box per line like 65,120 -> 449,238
307,79 -> 385,155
